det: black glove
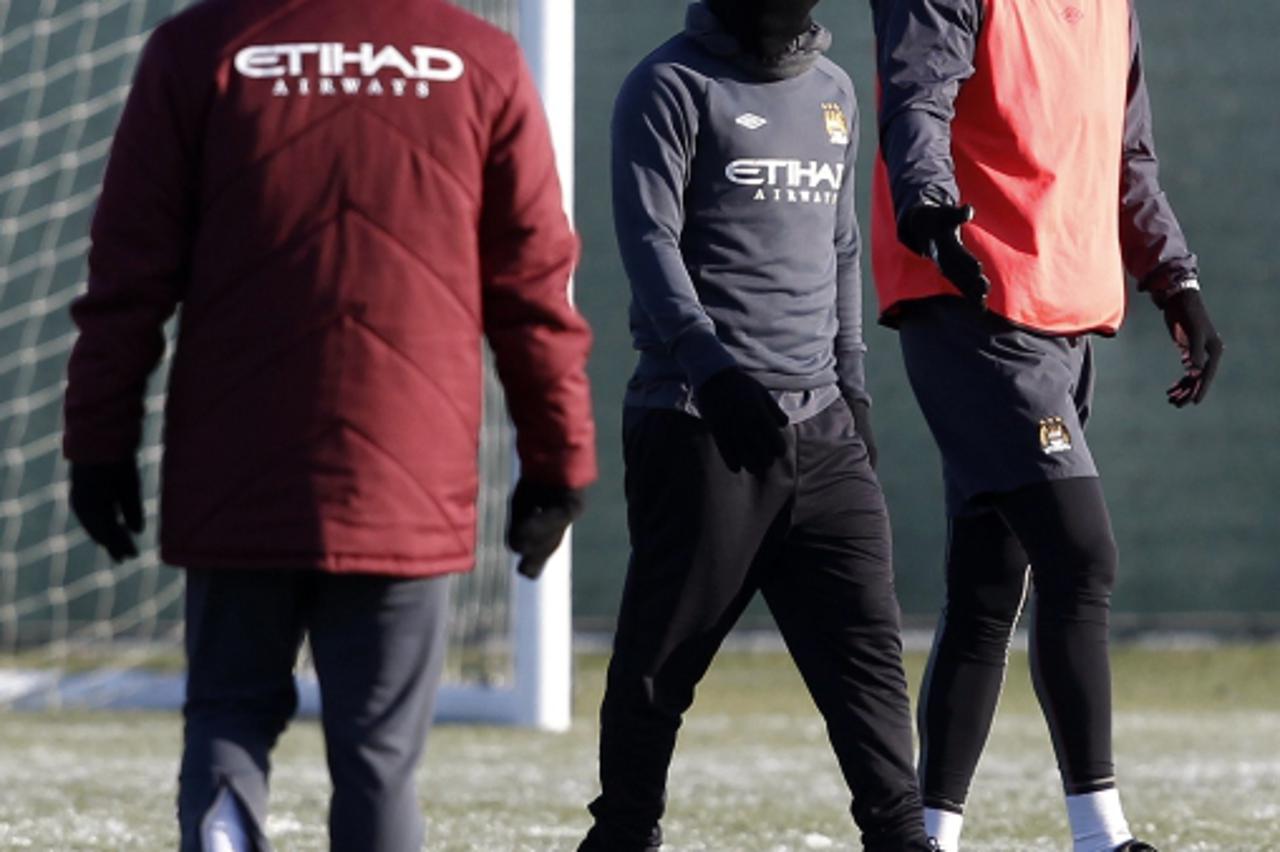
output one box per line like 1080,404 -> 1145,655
694,367 -> 788,474
69,460 -> 143,563
901,203 -> 992,309
846,395 -> 878,470
1159,287 -> 1224,407
506,478 -> 585,579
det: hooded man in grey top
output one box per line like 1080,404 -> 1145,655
578,3 -> 931,850
617,0 -> 875,460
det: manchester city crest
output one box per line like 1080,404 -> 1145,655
1038,416 -> 1073,455
821,102 -> 849,146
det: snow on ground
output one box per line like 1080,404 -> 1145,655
1,651 -> 1277,850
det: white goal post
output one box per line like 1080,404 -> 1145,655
437,0 -> 576,731
0,0 -> 576,731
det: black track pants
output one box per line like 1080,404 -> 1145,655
178,568 -> 449,852
918,476 -> 1120,811
582,403 -> 928,851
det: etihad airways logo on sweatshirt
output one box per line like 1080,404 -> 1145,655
233,43 -> 465,99
724,159 -> 845,205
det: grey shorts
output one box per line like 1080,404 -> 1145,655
898,297 -> 1097,517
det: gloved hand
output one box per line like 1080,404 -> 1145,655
1159,286 -> 1223,407
506,478 -> 585,579
694,367 -> 788,474
69,460 -> 143,563
901,202 -> 991,309
845,395 -> 878,470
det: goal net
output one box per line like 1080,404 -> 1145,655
0,0 -> 573,729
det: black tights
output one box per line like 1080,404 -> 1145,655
918,476 -> 1119,811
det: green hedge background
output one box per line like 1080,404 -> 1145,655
570,0 -> 1280,624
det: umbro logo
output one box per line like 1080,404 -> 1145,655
735,112 -> 768,130
1063,6 -> 1084,24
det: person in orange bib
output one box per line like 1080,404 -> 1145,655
868,1 -> 1224,851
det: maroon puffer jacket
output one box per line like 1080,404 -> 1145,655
63,0 -> 596,576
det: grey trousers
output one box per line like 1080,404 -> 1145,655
177,567 -> 450,852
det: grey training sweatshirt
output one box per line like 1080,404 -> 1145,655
614,3 -> 868,419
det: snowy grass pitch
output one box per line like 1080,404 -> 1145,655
0,645 -> 1276,850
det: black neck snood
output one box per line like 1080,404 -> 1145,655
704,0 -> 821,61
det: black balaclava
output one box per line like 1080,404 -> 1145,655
704,0 -> 821,61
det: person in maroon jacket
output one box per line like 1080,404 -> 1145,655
61,0 -> 596,849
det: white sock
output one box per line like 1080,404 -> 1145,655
201,787 -> 252,852
924,807 -> 964,851
1066,789 -> 1132,852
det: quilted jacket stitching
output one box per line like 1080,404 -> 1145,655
344,310 -> 479,434
342,201 -> 481,324
199,99 -> 355,216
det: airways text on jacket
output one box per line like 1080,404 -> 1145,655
234,42 -> 465,98
724,158 -> 844,205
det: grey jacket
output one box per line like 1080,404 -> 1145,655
871,0 -> 1198,297
614,3 -> 868,417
